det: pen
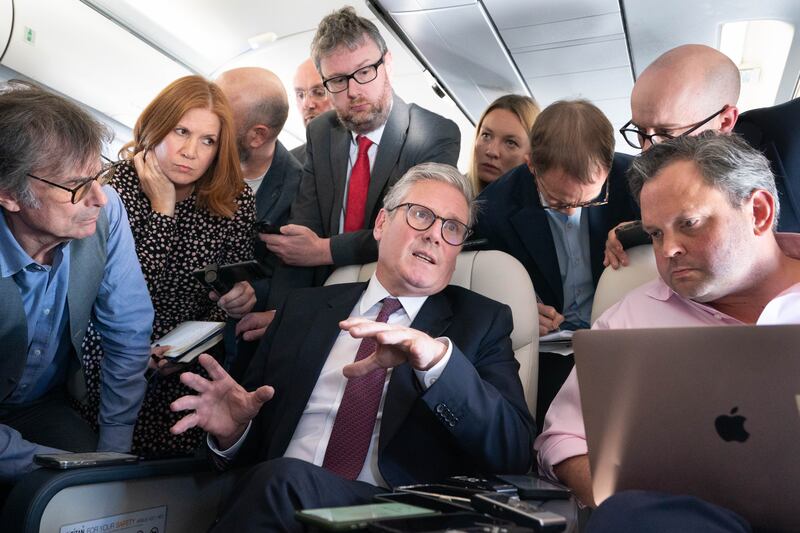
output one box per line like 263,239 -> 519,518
535,293 -> 561,333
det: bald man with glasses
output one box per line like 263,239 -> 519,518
605,43 -> 800,268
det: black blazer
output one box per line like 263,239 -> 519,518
734,97 -> 800,232
472,155 -> 639,312
251,141 -> 304,306
289,143 -> 306,166
266,95 -> 460,307
235,282 -> 535,487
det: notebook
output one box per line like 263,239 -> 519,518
152,321 -> 224,363
573,324 -> 800,531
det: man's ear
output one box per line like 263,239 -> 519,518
373,208 -> 387,242
718,105 -> 739,134
750,189 -> 775,235
525,154 -> 537,177
0,190 -> 21,213
248,125 -> 272,149
383,50 -> 393,78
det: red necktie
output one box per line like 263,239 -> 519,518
343,135 -> 373,232
322,297 -> 403,479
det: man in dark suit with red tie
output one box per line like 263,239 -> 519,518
170,163 -> 534,531
260,6 -> 460,309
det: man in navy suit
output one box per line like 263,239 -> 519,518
171,163 -> 534,531
472,100 -> 639,424
607,44 -> 800,267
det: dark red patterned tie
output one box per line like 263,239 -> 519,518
322,297 -> 403,479
343,135 -> 373,232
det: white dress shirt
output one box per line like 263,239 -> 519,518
211,274 -> 453,487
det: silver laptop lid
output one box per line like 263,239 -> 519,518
574,324 -> 800,531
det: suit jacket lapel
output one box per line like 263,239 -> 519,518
379,292 -> 452,452
367,95 -> 409,217
508,174 -> 563,308
255,143 -> 287,222
266,284 -> 365,457
329,122 -> 352,233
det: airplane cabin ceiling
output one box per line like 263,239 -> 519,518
3,0 -> 798,161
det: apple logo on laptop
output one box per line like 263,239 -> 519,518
714,407 -> 749,442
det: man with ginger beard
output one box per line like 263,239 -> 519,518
260,6 -> 460,312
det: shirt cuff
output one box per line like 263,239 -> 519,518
413,337 -> 453,389
536,435 -> 588,481
96,424 -> 135,452
207,422 -> 252,460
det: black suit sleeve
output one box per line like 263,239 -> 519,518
287,137 -> 327,239
421,303 -> 535,474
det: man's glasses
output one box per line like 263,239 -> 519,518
295,86 -> 327,101
322,56 -> 385,93
388,203 -> 471,246
619,106 -> 728,149
28,161 -> 122,204
537,176 -> 609,211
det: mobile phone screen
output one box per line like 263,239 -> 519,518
296,503 -> 437,530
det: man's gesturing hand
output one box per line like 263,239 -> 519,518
339,318 -> 447,378
170,354 -> 274,450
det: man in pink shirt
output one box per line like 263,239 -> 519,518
535,132 -> 800,531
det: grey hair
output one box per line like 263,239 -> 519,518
627,131 -> 780,227
382,162 -> 477,226
0,80 -> 110,207
311,6 -> 388,72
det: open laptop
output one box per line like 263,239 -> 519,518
573,324 -> 800,531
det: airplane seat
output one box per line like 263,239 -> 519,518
590,244 -> 658,324
325,249 -> 540,416
1,456 -> 242,533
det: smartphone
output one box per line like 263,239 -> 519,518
614,220 -> 652,249
34,451 -> 138,469
496,474 -> 572,500
368,511 -> 523,532
295,502 -> 438,531
374,491 -> 473,513
396,483 -> 485,502
255,221 -> 283,234
470,493 -> 567,532
447,475 -> 517,494
192,260 -> 267,294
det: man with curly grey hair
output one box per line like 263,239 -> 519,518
260,6 -> 461,311
0,81 -> 152,483
536,132 -> 800,531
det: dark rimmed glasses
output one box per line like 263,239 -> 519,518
387,202 -> 471,246
619,105 -> 729,149
322,56 -> 385,93
27,161 -> 123,204
537,176 -> 609,211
